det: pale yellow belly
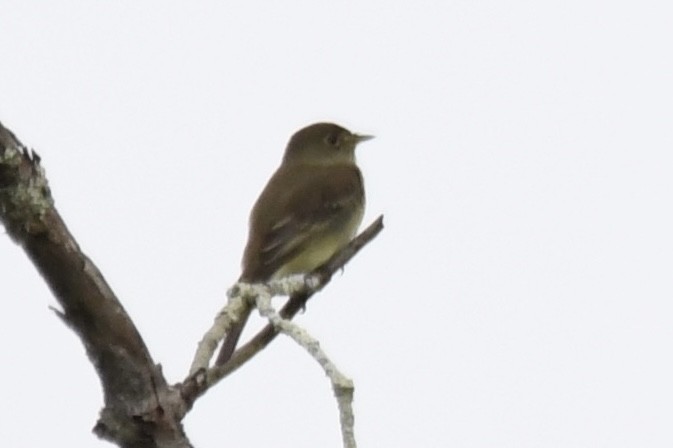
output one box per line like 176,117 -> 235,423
271,205 -> 364,279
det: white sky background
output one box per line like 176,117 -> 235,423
1,1 -> 672,447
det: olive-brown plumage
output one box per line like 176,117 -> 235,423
217,122 -> 372,364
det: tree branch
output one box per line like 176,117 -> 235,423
0,121 -> 191,448
254,284 -> 358,448
180,215 -> 384,405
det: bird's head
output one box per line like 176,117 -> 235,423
283,122 -> 373,166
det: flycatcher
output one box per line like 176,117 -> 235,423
218,122 -> 373,364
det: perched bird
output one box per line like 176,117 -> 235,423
217,122 -> 373,364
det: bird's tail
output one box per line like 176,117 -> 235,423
216,305 -> 252,365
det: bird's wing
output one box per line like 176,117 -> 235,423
240,163 -> 364,281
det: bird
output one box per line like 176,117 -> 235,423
217,122 -> 373,365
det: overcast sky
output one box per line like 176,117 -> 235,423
1,2 -> 672,447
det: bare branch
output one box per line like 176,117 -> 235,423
180,216 -> 384,404
0,121 -> 191,448
254,285 -> 357,448
189,288 -> 251,374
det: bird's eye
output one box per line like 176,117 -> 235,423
325,134 -> 339,146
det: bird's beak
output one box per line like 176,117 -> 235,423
353,134 -> 374,143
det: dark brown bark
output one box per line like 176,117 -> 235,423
0,122 -> 191,448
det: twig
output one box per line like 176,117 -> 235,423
180,215 -> 384,404
255,285 -> 357,448
189,290 -> 251,374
